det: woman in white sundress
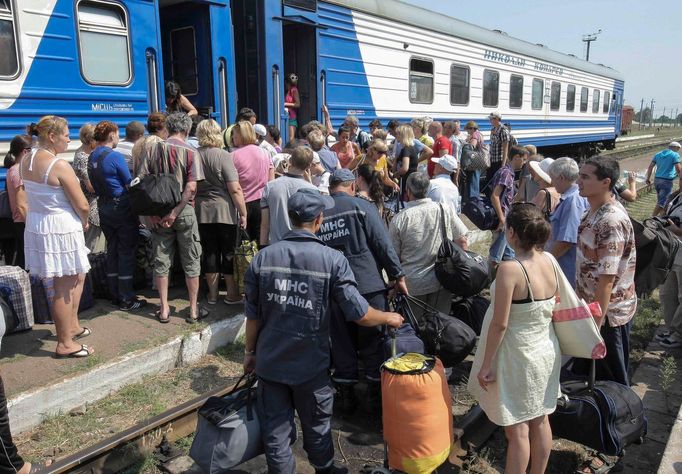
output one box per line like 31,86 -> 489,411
22,116 -> 93,358
467,202 -> 561,474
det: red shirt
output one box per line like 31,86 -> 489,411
428,136 -> 453,177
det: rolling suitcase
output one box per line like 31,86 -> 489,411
0,266 -> 33,332
549,361 -> 646,456
30,275 -> 53,324
87,252 -> 110,299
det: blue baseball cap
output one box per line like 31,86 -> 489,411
288,188 -> 335,221
329,168 -> 356,186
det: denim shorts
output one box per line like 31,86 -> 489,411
655,177 -> 674,207
489,229 -> 515,264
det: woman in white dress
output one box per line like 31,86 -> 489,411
22,116 -> 93,358
468,202 -> 561,474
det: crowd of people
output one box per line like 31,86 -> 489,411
1,101 -> 677,474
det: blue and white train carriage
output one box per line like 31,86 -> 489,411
0,0 -> 623,159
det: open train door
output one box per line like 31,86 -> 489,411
282,19 -> 318,138
158,0 -> 235,127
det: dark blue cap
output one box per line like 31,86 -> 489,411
288,188 -> 335,221
329,168 -> 356,185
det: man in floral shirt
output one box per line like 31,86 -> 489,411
575,157 -> 637,387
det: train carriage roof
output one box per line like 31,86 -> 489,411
326,0 -> 624,82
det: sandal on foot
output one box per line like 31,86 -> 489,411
74,327 -> 92,340
223,297 -> 243,305
207,298 -> 218,305
55,345 -> 92,359
156,310 -> 171,324
186,305 -> 209,324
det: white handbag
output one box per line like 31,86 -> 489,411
549,254 -> 607,359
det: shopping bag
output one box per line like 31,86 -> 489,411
233,230 -> 258,295
549,254 -> 606,359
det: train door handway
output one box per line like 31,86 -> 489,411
283,21 -> 317,138
158,0 -> 234,125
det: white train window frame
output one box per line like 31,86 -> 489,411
449,63 -> 470,106
76,0 -> 133,86
592,89 -> 600,114
550,81 -> 561,111
531,78 -> 543,110
566,84 -> 576,112
0,0 -> 21,80
603,90 -> 610,114
482,69 -> 499,108
509,74 -> 523,109
580,87 -> 589,112
408,57 -> 434,104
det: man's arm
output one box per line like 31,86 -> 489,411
355,306 -> 403,327
501,140 -> 509,165
550,241 -> 573,259
260,208 -> 270,246
160,180 -> 195,227
645,161 -> 656,185
594,274 -> 616,327
491,184 -> 505,230
418,145 -> 433,163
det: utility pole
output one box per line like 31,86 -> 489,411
639,98 -> 644,130
582,29 -> 602,61
650,99 -> 655,129
662,107 -> 667,127
676,107 -> 679,127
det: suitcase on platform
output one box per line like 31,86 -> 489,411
30,275 -> 53,324
0,266 -> 33,332
549,361 -> 647,456
88,252 -> 110,299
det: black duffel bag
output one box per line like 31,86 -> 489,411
384,295 -> 424,358
435,204 -> 491,297
129,148 -> 181,217
549,361 -> 647,456
407,295 -> 476,367
190,374 -> 275,473
462,196 -> 499,231
451,295 -> 489,336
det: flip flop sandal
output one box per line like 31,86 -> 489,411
207,298 -> 218,305
74,327 -> 92,340
186,305 -> 209,324
156,310 -> 171,324
223,297 -> 244,305
55,344 -> 92,359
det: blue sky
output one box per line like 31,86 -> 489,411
403,0 -> 682,117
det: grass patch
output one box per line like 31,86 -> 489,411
629,296 -> 663,368
58,353 -> 105,375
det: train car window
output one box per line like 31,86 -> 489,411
603,91 -> 610,114
409,57 -> 434,104
449,64 -> 469,106
0,0 -> 20,79
550,82 -> 561,111
509,74 -> 523,109
580,87 -> 588,112
483,69 -> 499,107
531,78 -> 543,110
592,89 -> 600,113
566,85 -> 576,111
77,1 -> 132,85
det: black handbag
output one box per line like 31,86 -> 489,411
407,295 -> 476,368
435,204 -> 491,297
549,361 -> 647,456
129,145 -> 181,217
450,295 -> 489,336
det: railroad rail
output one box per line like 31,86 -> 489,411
602,134 -> 682,160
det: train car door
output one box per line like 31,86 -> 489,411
283,20 -> 318,133
158,0 -> 235,126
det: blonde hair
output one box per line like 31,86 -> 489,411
397,124 -> 414,148
79,123 -> 95,145
525,144 -> 537,155
196,119 -> 224,148
233,120 -> 256,146
368,139 -> 388,156
30,115 -> 68,142
372,129 -> 388,141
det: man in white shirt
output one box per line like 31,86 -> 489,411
255,123 -> 277,159
444,120 -> 465,162
428,154 -> 460,214
116,121 -> 145,173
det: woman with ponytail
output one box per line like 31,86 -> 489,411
355,163 -> 385,216
21,115 -> 93,358
3,135 -> 32,267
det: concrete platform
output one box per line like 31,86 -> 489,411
1,287 -> 246,434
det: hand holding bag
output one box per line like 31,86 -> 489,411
549,254 -> 606,359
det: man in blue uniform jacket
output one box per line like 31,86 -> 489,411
318,168 -> 408,414
243,188 -> 403,474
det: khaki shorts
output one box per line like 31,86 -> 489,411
152,206 -> 202,278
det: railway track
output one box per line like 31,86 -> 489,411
603,134 -> 682,160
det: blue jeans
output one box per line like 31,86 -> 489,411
489,229 -> 515,263
466,169 -> 481,200
98,195 -> 139,303
654,177 -> 674,207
